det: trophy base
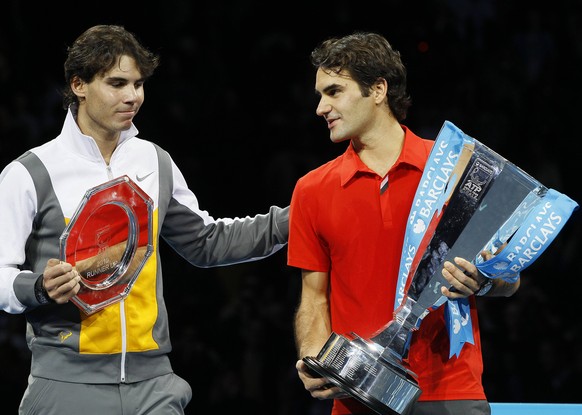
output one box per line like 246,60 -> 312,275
303,333 -> 421,415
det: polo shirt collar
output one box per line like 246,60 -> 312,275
339,125 -> 427,187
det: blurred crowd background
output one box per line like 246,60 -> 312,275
1,1 -> 580,414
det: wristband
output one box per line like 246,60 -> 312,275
34,275 -> 55,305
475,278 -> 493,297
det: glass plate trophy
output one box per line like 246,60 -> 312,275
303,121 -> 579,415
60,175 -> 154,315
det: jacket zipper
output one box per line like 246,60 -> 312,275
120,299 -> 127,382
106,163 -> 126,382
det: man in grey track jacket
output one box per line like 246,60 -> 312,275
0,24 -> 288,415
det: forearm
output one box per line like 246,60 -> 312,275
162,203 -> 288,267
294,299 -> 331,358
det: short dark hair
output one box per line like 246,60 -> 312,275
310,32 -> 411,121
62,25 -> 160,109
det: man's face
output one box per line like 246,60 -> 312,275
314,68 -> 376,143
74,55 -> 145,141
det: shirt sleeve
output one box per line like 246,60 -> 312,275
0,162 -> 36,313
287,177 -> 330,273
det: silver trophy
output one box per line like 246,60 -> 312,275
303,122 -> 578,415
60,175 -> 153,315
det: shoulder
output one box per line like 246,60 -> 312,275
124,137 -> 173,163
400,125 -> 435,168
1,159 -> 33,183
403,125 -> 434,151
295,155 -> 342,191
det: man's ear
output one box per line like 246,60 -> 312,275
70,76 -> 86,99
373,78 -> 388,104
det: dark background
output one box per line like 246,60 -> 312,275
1,1 -> 580,414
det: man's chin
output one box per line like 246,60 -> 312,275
330,135 -> 349,144
119,120 -> 133,130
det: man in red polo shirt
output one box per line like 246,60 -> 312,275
288,32 -> 520,415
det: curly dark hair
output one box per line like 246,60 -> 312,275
310,32 -> 411,122
62,25 -> 160,109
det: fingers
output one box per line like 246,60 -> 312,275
296,360 -> 349,400
310,384 -> 350,400
43,259 -> 82,304
51,272 -> 81,304
480,249 -> 494,261
441,257 -> 481,298
43,259 -> 72,278
46,258 -> 61,268
452,257 -> 477,276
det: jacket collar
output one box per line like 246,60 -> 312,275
59,107 -> 139,162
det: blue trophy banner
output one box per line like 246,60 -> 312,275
476,189 -> 579,280
444,297 -> 474,358
395,121 -> 478,357
395,122 -> 471,309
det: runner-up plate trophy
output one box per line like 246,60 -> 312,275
60,175 -> 154,315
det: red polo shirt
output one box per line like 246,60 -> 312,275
288,125 -> 486,414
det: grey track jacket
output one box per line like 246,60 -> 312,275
0,109 -> 288,383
